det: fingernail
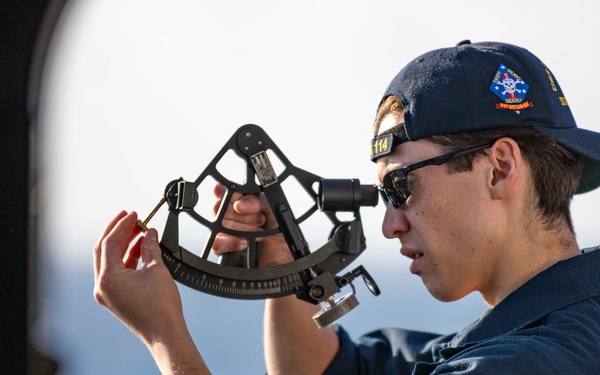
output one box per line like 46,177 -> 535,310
147,229 -> 158,241
235,200 -> 248,211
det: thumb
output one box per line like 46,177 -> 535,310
141,228 -> 162,262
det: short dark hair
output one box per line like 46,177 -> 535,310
429,128 -> 582,233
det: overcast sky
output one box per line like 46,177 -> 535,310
40,0 -> 600,261
36,1 -> 600,373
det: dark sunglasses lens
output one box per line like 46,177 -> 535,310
382,170 -> 409,208
379,189 -> 391,205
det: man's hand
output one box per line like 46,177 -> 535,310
210,183 -> 293,267
207,184 -> 340,374
93,211 -> 210,374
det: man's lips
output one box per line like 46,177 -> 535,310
400,247 -> 423,259
401,247 -> 424,273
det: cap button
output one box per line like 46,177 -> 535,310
456,39 -> 471,46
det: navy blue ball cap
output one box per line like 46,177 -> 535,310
380,40 -> 600,194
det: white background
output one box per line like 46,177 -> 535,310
35,1 -> 600,374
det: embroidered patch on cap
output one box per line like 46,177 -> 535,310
489,64 -> 533,112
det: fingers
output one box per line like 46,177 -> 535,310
212,182 -> 227,200
96,211 -> 140,276
212,233 -> 249,254
123,236 -> 143,270
211,194 -> 267,255
212,183 -> 267,229
212,182 -> 266,214
94,210 -> 128,279
210,182 -> 280,256
211,182 -> 238,217
140,229 -> 162,265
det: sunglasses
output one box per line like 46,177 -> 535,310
379,143 -> 493,208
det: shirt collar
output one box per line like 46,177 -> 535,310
453,247 -> 600,345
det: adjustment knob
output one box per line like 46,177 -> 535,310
312,293 -> 359,328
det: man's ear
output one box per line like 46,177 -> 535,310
487,138 -> 522,199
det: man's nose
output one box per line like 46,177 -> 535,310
381,203 -> 410,239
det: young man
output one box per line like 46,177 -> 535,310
94,40 -> 600,374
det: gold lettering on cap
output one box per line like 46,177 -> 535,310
559,97 -> 568,106
545,68 -> 558,92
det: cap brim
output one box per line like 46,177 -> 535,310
534,126 -> 600,194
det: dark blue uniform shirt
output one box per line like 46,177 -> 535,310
324,246 -> 600,374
